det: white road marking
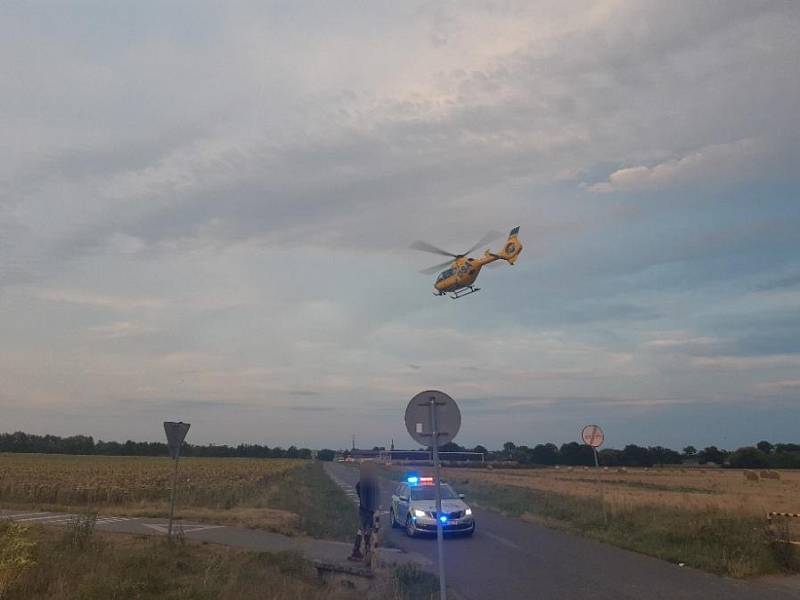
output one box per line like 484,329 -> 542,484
3,512 -> 51,519
3,511 -> 136,527
42,518 -> 80,524
143,523 -> 223,534
14,514 -> 73,522
96,517 -> 134,525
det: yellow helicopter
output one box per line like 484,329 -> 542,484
411,227 -> 522,299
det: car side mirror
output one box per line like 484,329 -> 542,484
399,495 -> 408,502
458,493 -> 465,499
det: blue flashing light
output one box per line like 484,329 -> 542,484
439,515 -> 448,523
407,476 -> 419,485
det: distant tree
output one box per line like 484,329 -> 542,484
756,441 -> 774,455
698,446 -> 727,465
440,442 -> 464,453
775,443 -> 800,453
650,446 -> 682,466
502,442 -> 516,459
621,444 -> 653,467
530,443 -> 559,465
599,448 -> 622,467
513,445 -> 532,464
472,445 -> 488,456
560,442 -> 594,466
682,446 -> 697,458
728,447 -> 770,469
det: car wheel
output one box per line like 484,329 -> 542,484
390,508 -> 399,528
405,515 -> 416,538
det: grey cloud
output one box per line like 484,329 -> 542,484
757,273 -> 800,291
287,390 -> 320,397
1,2 -> 799,448
282,405 -> 335,412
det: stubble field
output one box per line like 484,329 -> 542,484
0,453 -> 327,534
447,465 -> 800,515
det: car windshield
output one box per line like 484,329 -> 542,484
410,484 -> 458,501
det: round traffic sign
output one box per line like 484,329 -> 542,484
405,390 -> 461,447
581,424 -> 604,448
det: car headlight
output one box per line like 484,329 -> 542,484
465,508 -> 472,516
413,509 -> 426,518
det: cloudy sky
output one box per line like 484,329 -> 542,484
2,1 -> 799,450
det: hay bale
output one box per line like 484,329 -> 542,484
744,471 -> 760,481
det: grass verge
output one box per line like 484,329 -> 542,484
390,564 -> 441,600
267,461 -> 359,541
0,520 -> 357,600
455,478 -> 799,578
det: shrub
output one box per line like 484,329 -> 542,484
0,523 -> 36,596
392,564 -> 439,600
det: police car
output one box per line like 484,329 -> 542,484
389,476 -> 475,537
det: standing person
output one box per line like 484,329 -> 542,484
348,463 -> 379,561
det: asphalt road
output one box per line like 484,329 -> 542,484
325,462 -> 799,600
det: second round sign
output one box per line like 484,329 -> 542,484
581,424 -> 604,448
405,390 -> 461,447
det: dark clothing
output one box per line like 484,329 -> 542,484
358,507 -> 374,531
355,480 -> 379,512
350,474 -> 379,560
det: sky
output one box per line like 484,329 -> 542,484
1,1 -> 799,451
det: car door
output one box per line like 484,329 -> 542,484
391,485 -> 400,519
395,485 -> 409,520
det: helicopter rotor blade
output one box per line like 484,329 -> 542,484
462,229 -> 503,256
419,259 -> 455,275
410,240 -> 459,258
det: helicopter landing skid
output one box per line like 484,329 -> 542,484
448,286 -> 480,299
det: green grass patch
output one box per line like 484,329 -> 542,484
267,461 -> 359,541
0,521 -> 357,600
457,479 -> 799,578
391,564 -> 440,600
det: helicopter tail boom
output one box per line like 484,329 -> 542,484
488,226 -> 522,265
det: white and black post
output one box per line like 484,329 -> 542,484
163,421 -> 191,541
405,391 -> 461,600
429,396 -> 447,600
168,450 -> 180,538
581,424 -> 606,527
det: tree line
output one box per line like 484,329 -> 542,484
0,431 -> 313,459
2,430 -> 798,468
433,440 -> 800,468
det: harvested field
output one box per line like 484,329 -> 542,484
0,453 -> 306,533
444,466 -> 800,516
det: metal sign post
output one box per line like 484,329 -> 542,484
163,421 -> 190,540
429,396 -> 446,600
405,391 -> 461,600
580,424 -> 606,526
